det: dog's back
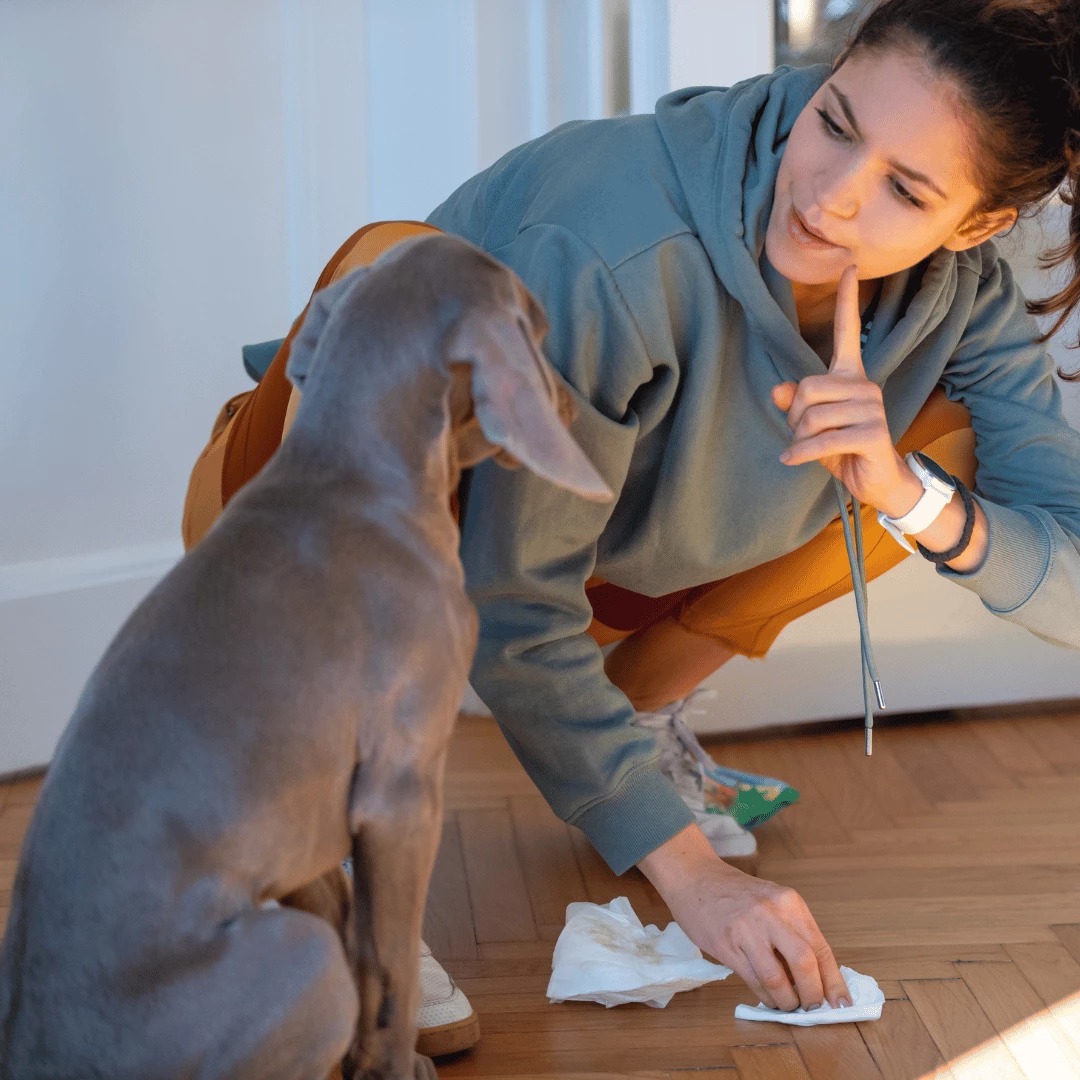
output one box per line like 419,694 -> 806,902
0,456 -> 475,1077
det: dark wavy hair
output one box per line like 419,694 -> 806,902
841,0 -> 1080,378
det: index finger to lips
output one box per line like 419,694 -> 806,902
830,264 -> 864,378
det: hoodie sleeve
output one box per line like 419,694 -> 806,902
437,222 -> 695,875
937,254 -> 1080,649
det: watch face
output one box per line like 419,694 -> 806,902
913,452 -> 956,491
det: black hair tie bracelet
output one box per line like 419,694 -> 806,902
917,477 -> 976,565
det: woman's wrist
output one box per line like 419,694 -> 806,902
877,461 -> 926,520
914,490 -> 989,572
637,823 -> 737,898
878,461 -> 990,572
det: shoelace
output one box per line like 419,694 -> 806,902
668,691 -> 720,770
832,476 -> 885,755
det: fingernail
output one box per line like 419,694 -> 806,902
838,996 -> 852,1008
779,451 -> 791,463
807,1002 -> 823,1011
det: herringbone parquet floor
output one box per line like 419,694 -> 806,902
2,702 -> 1080,1079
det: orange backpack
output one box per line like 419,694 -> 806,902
181,220 -> 442,550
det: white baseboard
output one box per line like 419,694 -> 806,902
0,543 -> 183,774
462,556 -> 1080,732
0,541 -> 183,604
5,540 -> 1079,776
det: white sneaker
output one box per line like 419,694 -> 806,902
633,691 -> 758,864
415,939 -> 480,1057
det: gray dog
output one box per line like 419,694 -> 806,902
0,234 -> 611,1080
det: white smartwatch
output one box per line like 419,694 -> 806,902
877,452 -> 957,553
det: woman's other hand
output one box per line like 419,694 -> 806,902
637,823 -> 850,1011
771,265 -> 923,520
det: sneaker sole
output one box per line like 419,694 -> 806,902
416,1011 -> 481,1057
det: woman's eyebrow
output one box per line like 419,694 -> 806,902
827,83 -> 949,201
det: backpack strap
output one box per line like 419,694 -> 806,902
181,219 -> 442,549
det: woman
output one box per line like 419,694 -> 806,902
423,0 -> 1080,1012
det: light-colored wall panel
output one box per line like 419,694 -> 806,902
282,0 -> 372,318
366,0 -> 480,221
668,0 -> 773,89
0,0 -> 290,568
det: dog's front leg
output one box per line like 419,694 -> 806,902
344,755 -> 446,1080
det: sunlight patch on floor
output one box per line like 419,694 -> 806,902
932,990 -> 1080,1080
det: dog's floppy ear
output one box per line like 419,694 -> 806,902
447,308 -> 613,503
286,268 -> 369,390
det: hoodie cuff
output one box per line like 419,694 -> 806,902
936,496 -> 1051,613
569,762 -> 696,876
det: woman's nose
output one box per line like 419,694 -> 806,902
813,165 -> 861,221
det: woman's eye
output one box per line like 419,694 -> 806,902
891,177 -> 924,209
816,108 -> 849,141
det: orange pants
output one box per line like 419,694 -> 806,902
588,386 -> 976,707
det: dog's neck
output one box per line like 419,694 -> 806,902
285,358 -> 462,530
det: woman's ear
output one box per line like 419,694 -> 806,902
943,206 -> 1019,251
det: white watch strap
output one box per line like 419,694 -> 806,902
877,453 -> 954,551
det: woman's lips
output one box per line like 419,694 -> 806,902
787,206 -> 841,250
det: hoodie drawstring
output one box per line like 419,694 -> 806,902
832,477 -> 885,754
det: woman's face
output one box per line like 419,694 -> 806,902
765,48 -> 1005,286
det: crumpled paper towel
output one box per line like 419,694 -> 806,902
735,965 -> 885,1026
546,896 -> 733,1008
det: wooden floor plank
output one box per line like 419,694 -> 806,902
1018,719 -> 1080,775
3,777 -> 44,805
423,815 -> 479,961
0,803 -> 35,860
730,1044 -> 812,1080
790,1023 -> 883,1079
885,726 -> 981,805
858,999 -> 954,1080
509,797 -> 589,935
922,723 -> 1019,793
956,960 -> 1080,1078
458,808 -> 538,944
972,719 -> 1057,778
566,827 -> 663,923
903,978 -> 1025,1080
4,707 -> 1080,1078
1055,925 -> 1080,967
835,735 -> 938,821
1005,941 -> 1080,1009
781,732 -> 894,832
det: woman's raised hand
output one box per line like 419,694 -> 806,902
771,266 -> 916,518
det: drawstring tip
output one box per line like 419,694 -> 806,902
865,726 -> 873,756
874,681 -> 886,711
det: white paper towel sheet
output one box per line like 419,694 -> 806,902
546,898 -> 884,1024
546,896 -> 733,1008
734,966 -> 885,1025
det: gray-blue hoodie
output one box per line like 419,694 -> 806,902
426,64 -> 1080,875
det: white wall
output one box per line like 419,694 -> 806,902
668,0 -> 773,89
2,0 -> 1078,772
0,0 -> 667,773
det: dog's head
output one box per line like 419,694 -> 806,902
288,233 -> 612,504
